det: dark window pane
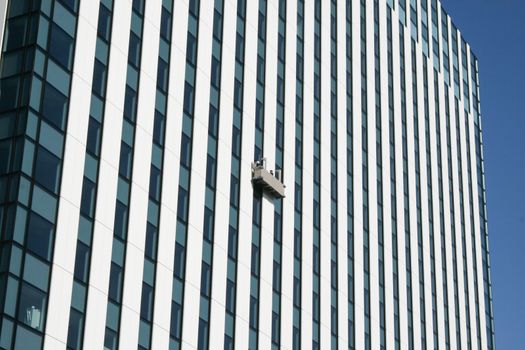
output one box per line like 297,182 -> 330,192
92,59 -> 106,97
80,178 -> 96,217
48,24 -> 74,70
59,0 -> 78,12
149,165 -> 160,201
170,302 -> 182,339
208,106 -> 218,138
203,208 -> 213,242
211,57 -> 220,88
128,33 -> 141,68
97,5 -> 111,41
226,279 -> 235,313
153,111 -> 164,146
145,223 -> 157,260
5,17 -> 28,51
26,212 -> 54,261
87,118 -> 101,155
67,308 -> 84,349
118,142 -> 132,179
160,8 -> 171,40
18,282 -> 46,331
108,263 -> 122,302
132,0 -> 144,13
42,84 -> 68,131
114,201 -> 128,240
177,187 -> 188,221
174,243 -> 185,279
140,283 -> 153,321
74,241 -> 90,282
180,133 -> 191,168
186,34 -> 197,64
205,155 -> 215,187
34,146 -> 61,193
200,263 -> 211,297
183,83 -> 194,115
104,328 -> 117,350
0,76 -> 21,111
123,86 -> 137,122
157,58 -> 168,92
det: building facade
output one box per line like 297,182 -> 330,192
0,0 -> 495,349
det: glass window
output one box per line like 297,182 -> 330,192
34,147 -> 61,193
170,301 -> 182,339
140,283 -> 153,321
145,223 -> 157,260
79,178 -> 96,218
208,106 -> 218,138
149,165 -> 160,201
48,24 -> 74,70
74,241 -> 90,282
153,111 -> 165,146
186,34 -> 197,64
108,263 -> 122,302
67,308 -> 84,349
205,156 -> 215,187
132,0 -> 144,13
114,201 -> 128,240
203,208 -> 213,242
200,263 -> 211,297
157,58 -> 168,92
123,86 -> 137,122
180,133 -> 191,169
0,76 -> 21,111
92,59 -> 106,97
128,33 -> 141,68
14,325 -> 42,350
18,282 -> 46,331
5,17 -> 28,51
97,4 -> 111,41
160,8 -> 172,40
118,142 -> 132,179
104,328 -> 117,350
174,243 -> 185,279
87,117 -> 101,155
26,212 -> 54,261
41,84 -> 68,131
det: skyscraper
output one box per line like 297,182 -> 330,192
0,0 -> 495,349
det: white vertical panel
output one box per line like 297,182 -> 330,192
404,21 -> 422,348
179,0 -> 215,346
207,0 -> 237,344
379,1 -> 395,349
45,1 -> 100,347
150,0 -> 191,345
365,0 -> 380,348
299,0 -> 314,344
335,0 -> 349,348
438,70 -> 458,350
257,0 -> 278,347
391,15 -> 409,350
319,0 -> 332,347
119,1 -> 162,348
279,0 -> 297,348
83,0 -> 132,346
448,79 -> 468,350
351,0 -> 364,347
233,0 -> 258,347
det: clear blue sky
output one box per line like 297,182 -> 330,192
440,0 -> 525,348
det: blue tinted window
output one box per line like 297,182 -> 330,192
41,84 -> 68,131
48,24 -> 74,70
26,212 -> 54,261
